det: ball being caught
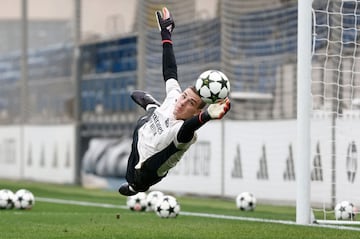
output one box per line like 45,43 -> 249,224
195,70 -> 231,104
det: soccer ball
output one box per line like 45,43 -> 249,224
146,190 -> 164,212
236,192 -> 256,211
0,189 -> 15,209
14,189 -> 35,210
195,69 -> 231,104
155,195 -> 180,218
126,192 -> 147,211
334,201 -> 357,220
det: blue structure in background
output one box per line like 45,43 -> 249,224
80,35 -> 137,114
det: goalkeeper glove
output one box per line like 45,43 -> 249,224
205,98 -> 231,120
156,7 -> 175,43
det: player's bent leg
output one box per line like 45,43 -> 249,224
118,175 -> 150,196
133,166 -> 164,192
131,90 -> 160,110
119,163 -> 163,196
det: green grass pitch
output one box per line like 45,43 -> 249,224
0,179 -> 359,239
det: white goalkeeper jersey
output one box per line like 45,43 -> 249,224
135,78 -> 197,176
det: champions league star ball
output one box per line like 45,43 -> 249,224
146,191 -> 164,212
195,70 -> 231,104
155,195 -> 180,218
236,192 -> 256,211
334,201 -> 357,220
0,189 -> 15,209
126,192 -> 147,211
14,189 -> 35,210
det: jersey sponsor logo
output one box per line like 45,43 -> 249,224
150,112 -> 164,136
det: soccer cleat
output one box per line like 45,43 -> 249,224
131,90 -> 160,110
118,182 -> 138,196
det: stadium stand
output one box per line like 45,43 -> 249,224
80,34 -> 137,133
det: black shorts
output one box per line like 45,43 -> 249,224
125,107 -> 165,192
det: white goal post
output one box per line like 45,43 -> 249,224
296,0 -> 312,225
299,0 -> 360,225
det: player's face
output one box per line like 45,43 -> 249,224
173,88 -> 202,120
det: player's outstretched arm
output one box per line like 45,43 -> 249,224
177,98 -> 231,143
156,7 -> 177,82
156,7 -> 175,44
203,98 -> 231,120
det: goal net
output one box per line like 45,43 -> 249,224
311,0 -> 360,224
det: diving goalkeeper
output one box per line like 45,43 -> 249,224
119,7 -> 231,196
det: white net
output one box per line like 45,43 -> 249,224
221,0 -> 298,120
139,0 -> 299,120
311,0 -> 360,223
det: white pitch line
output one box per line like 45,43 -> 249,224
36,197 -> 360,231
37,197 -> 128,210
180,211 -> 296,224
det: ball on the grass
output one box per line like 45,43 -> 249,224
14,189 -> 35,210
126,192 -> 147,211
334,201 -> 356,220
236,192 -> 256,211
155,195 -> 180,218
0,189 -> 15,209
146,190 -> 164,212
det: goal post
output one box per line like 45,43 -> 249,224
296,0 -> 312,225
310,0 -> 360,225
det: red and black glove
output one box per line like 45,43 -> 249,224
156,7 -> 175,43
